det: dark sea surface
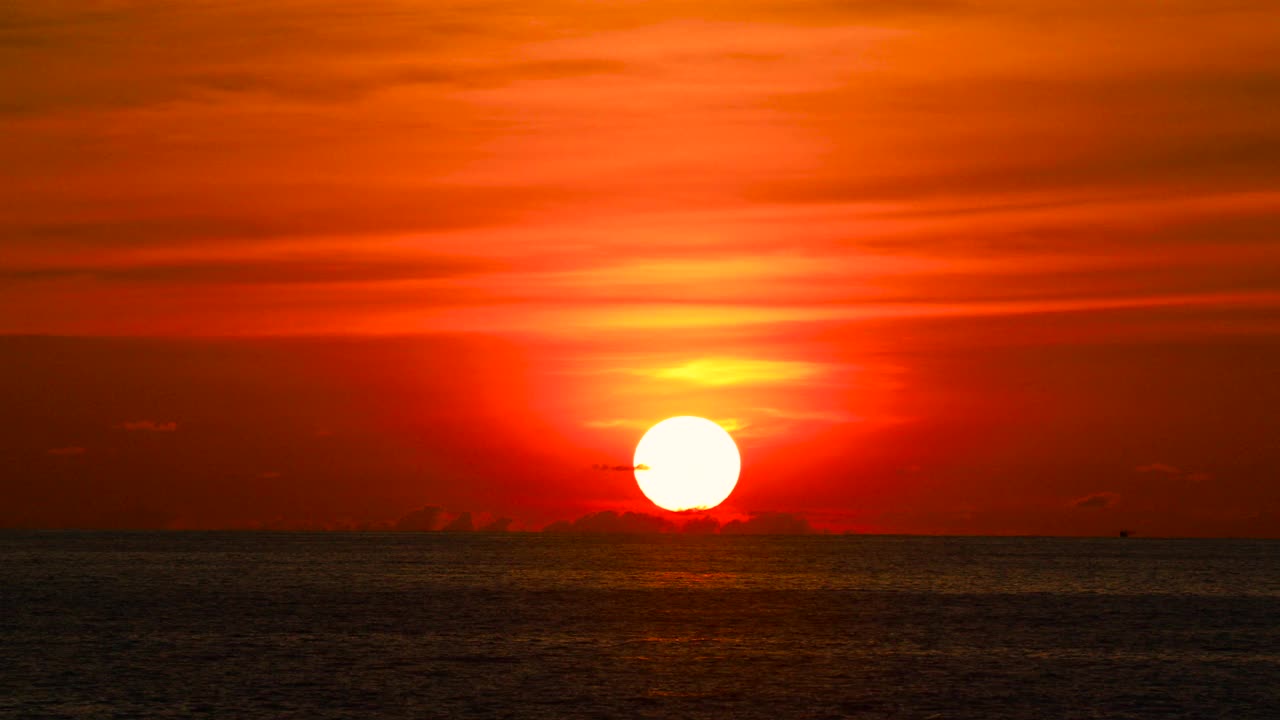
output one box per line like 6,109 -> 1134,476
2,532 -> 1278,719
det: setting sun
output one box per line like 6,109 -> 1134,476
633,416 -> 741,512
4,1 -> 1280,718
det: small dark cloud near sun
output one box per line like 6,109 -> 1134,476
593,463 -> 648,471
1072,492 -> 1120,510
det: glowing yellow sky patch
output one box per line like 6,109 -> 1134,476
647,357 -> 823,386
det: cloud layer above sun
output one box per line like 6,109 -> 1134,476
3,0 -> 1278,337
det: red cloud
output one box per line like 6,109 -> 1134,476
1072,491 -> 1120,510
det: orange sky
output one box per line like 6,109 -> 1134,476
2,1 -> 1278,535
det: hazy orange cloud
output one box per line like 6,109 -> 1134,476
4,1 -> 1279,339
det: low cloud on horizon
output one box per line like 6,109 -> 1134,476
541,509 -> 816,535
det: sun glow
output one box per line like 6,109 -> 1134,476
633,416 -> 741,512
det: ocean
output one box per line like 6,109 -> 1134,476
2,532 -> 1277,719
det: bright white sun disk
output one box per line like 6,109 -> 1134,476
633,416 -> 741,512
